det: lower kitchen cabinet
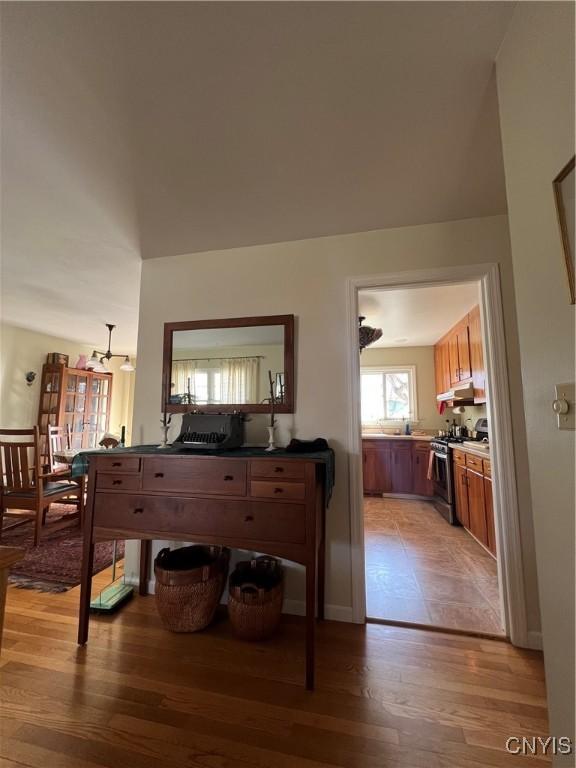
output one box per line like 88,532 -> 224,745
453,450 -> 496,557
390,442 -> 413,494
454,463 -> 470,528
484,477 -> 496,556
362,439 -> 433,497
413,444 -> 434,496
362,441 -> 391,494
467,469 -> 488,545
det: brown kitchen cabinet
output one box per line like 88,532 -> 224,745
452,450 -> 496,557
434,342 -> 451,397
362,439 -> 433,497
468,304 -> 486,403
453,462 -> 470,528
434,305 -> 485,401
466,469 -> 487,544
362,440 -> 391,495
413,442 -> 434,496
390,442 -> 413,494
484,476 -> 497,556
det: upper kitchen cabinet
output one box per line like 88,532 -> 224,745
468,305 -> 486,403
447,317 -> 471,386
434,304 -> 485,403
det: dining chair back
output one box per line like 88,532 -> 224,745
0,426 -> 81,546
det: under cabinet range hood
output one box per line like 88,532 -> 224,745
436,382 -> 475,403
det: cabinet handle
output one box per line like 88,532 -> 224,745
112,479 -> 122,485
112,462 -> 121,467
154,472 -> 164,478
133,507 -> 144,514
274,466 -> 284,473
274,487 -> 283,494
224,475 -> 233,481
416,456 -> 420,465
244,515 -> 254,522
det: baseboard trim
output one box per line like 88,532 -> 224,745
525,630 -> 543,651
125,576 -> 354,623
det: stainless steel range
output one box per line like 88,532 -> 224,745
430,435 -> 464,525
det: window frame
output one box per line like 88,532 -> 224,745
360,364 -> 418,426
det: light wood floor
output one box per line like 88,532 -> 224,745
365,497 -> 504,635
1,566 -> 550,767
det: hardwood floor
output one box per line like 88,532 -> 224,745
365,497 -> 504,635
0,564 -> 550,767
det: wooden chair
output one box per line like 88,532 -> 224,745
47,425 -> 85,518
0,427 -> 81,546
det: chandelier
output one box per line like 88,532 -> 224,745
359,316 -> 383,352
86,323 -> 135,373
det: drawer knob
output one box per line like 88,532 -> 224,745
274,466 -> 284,473
244,515 -> 254,522
274,487 -> 283,494
154,472 -> 164,478
133,507 -> 144,514
112,479 -> 122,486
224,475 -> 234,481
112,462 -> 122,467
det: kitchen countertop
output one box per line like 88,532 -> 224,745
362,434 -> 433,441
449,441 -> 491,459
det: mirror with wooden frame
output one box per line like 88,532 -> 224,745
162,315 -> 295,413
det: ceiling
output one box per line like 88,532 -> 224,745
359,283 -> 480,347
173,326 -> 284,351
1,2 -> 514,349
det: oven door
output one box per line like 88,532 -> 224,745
432,451 -> 452,504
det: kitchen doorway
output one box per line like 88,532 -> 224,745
347,265 -> 529,645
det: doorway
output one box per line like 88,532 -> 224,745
347,265 -> 530,645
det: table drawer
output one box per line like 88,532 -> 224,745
96,456 -> 141,474
465,453 -> 483,472
452,449 -> 466,467
141,457 -> 246,496
483,458 -> 491,478
250,460 -> 306,481
93,493 -> 305,544
250,480 -> 306,501
96,473 -> 141,491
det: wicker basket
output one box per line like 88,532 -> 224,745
154,545 -> 230,633
228,556 -> 284,640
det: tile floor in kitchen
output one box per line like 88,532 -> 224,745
364,497 -> 504,635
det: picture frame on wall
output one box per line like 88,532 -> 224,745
553,156 -> 575,304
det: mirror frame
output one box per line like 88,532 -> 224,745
162,314 -> 295,414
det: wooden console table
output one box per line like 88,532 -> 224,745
77,446 -> 332,689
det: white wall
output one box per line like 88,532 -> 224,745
128,213 -> 541,632
0,322 -> 136,444
496,2 -> 575,755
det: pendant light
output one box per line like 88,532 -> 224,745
358,316 -> 383,352
86,324 -> 135,372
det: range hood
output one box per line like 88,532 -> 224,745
436,382 -> 475,403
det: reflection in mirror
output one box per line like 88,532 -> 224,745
170,325 -> 285,407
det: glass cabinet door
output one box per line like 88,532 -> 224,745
82,373 -> 111,448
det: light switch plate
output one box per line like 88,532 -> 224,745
554,382 -> 575,430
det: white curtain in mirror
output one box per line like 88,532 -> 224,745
172,357 -> 259,404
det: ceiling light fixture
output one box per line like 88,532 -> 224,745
86,324 -> 135,373
359,316 -> 383,352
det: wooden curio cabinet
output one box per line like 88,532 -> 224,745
37,364 -> 113,458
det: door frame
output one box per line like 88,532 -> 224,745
346,263 -> 531,648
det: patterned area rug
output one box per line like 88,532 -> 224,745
2,503 -> 124,592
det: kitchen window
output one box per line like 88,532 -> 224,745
360,366 -> 417,425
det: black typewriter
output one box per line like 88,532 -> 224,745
174,413 -> 244,451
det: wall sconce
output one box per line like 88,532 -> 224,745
25,371 -> 36,386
